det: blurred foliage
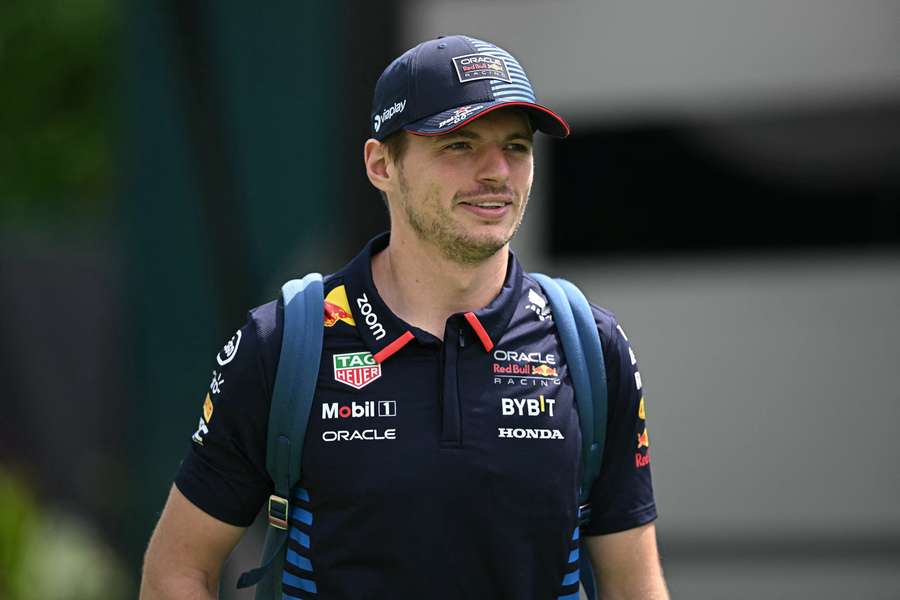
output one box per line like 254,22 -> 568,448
0,467 -> 133,600
0,0 -> 118,226
0,469 -> 35,597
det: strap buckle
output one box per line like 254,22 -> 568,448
268,494 -> 289,530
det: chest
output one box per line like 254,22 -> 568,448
300,330 -> 582,513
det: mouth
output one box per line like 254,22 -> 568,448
457,197 -> 514,220
457,195 -> 514,208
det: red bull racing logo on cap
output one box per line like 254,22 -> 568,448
452,53 -> 512,83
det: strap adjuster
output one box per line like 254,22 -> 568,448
268,495 -> 289,530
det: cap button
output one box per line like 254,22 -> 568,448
438,43 -> 447,49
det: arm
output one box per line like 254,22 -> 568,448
141,311 -> 278,598
140,485 -> 246,600
585,522 -> 669,600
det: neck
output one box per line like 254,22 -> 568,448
371,230 -> 508,339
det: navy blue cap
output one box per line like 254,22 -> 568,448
370,35 -> 570,141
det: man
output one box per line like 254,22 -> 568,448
141,35 -> 668,599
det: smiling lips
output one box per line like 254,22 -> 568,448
457,194 -> 515,219
459,201 -> 512,219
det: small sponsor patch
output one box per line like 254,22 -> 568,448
210,370 -> 224,395
192,418 -> 209,446
525,288 -> 552,321
491,348 -> 560,386
637,427 -> 650,450
333,351 -> 382,390
217,330 -> 242,366
322,400 -> 396,419
531,364 -> 557,378
203,393 -> 214,423
438,105 -> 484,129
453,53 -> 512,83
501,395 -> 556,417
498,427 -> 564,440
638,397 -> 645,420
324,285 -> 355,328
355,294 -> 386,341
373,99 -> 406,133
635,451 -> 651,468
322,428 -> 396,443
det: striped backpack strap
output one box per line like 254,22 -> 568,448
236,273 -> 324,599
530,274 -> 608,600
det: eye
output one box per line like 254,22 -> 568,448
505,142 -> 532,153
443,141 -> 472,151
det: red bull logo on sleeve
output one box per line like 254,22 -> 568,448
635,426 -> 651,468
637,427 -> 650,449
324,285 -> 356,328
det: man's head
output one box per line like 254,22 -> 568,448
364,35 -> 569,264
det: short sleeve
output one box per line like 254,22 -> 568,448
582,311 -> 658,535
174,300 -> 281,527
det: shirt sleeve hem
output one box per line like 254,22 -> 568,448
174,476 -> 257,528
581,503 -> 658,536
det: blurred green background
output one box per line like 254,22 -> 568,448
0,1 -> 395,597
3,1 -> 898,598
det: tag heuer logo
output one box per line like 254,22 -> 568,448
333,351 -> 382,390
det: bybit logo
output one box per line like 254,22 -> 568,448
501,396 -> 556,417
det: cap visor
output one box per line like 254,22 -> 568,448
404,101 -> 570,138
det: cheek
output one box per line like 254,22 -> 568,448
513,161 -> 534,192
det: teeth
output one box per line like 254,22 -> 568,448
474,202 -> 505,208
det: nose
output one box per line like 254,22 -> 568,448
475,145 -> 511,185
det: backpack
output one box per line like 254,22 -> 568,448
237,272 -> 607,600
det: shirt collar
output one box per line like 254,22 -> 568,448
340,232 -> 523,362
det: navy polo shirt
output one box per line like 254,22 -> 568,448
175,233 -> 657,599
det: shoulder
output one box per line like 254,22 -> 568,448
246,272 -> 344,386
521,272 -> 625,353
589,302 -> 623,353
250,272 -> 343,372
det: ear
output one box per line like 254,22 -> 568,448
364,138 -> 395,195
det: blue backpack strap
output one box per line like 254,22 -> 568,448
531,273 -> 606,505
555,278 -> 608,502
236,273 -> 324,597
557,278 -> 607,600
530,273 -> 607,600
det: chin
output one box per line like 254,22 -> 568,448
449,230 -> 512,261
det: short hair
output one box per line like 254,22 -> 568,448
378,130 -> 408,207
382,130 -> 408,165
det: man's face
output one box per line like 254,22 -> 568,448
389,108 -> 534,265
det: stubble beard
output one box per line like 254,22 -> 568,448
395,168 -> 529,266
